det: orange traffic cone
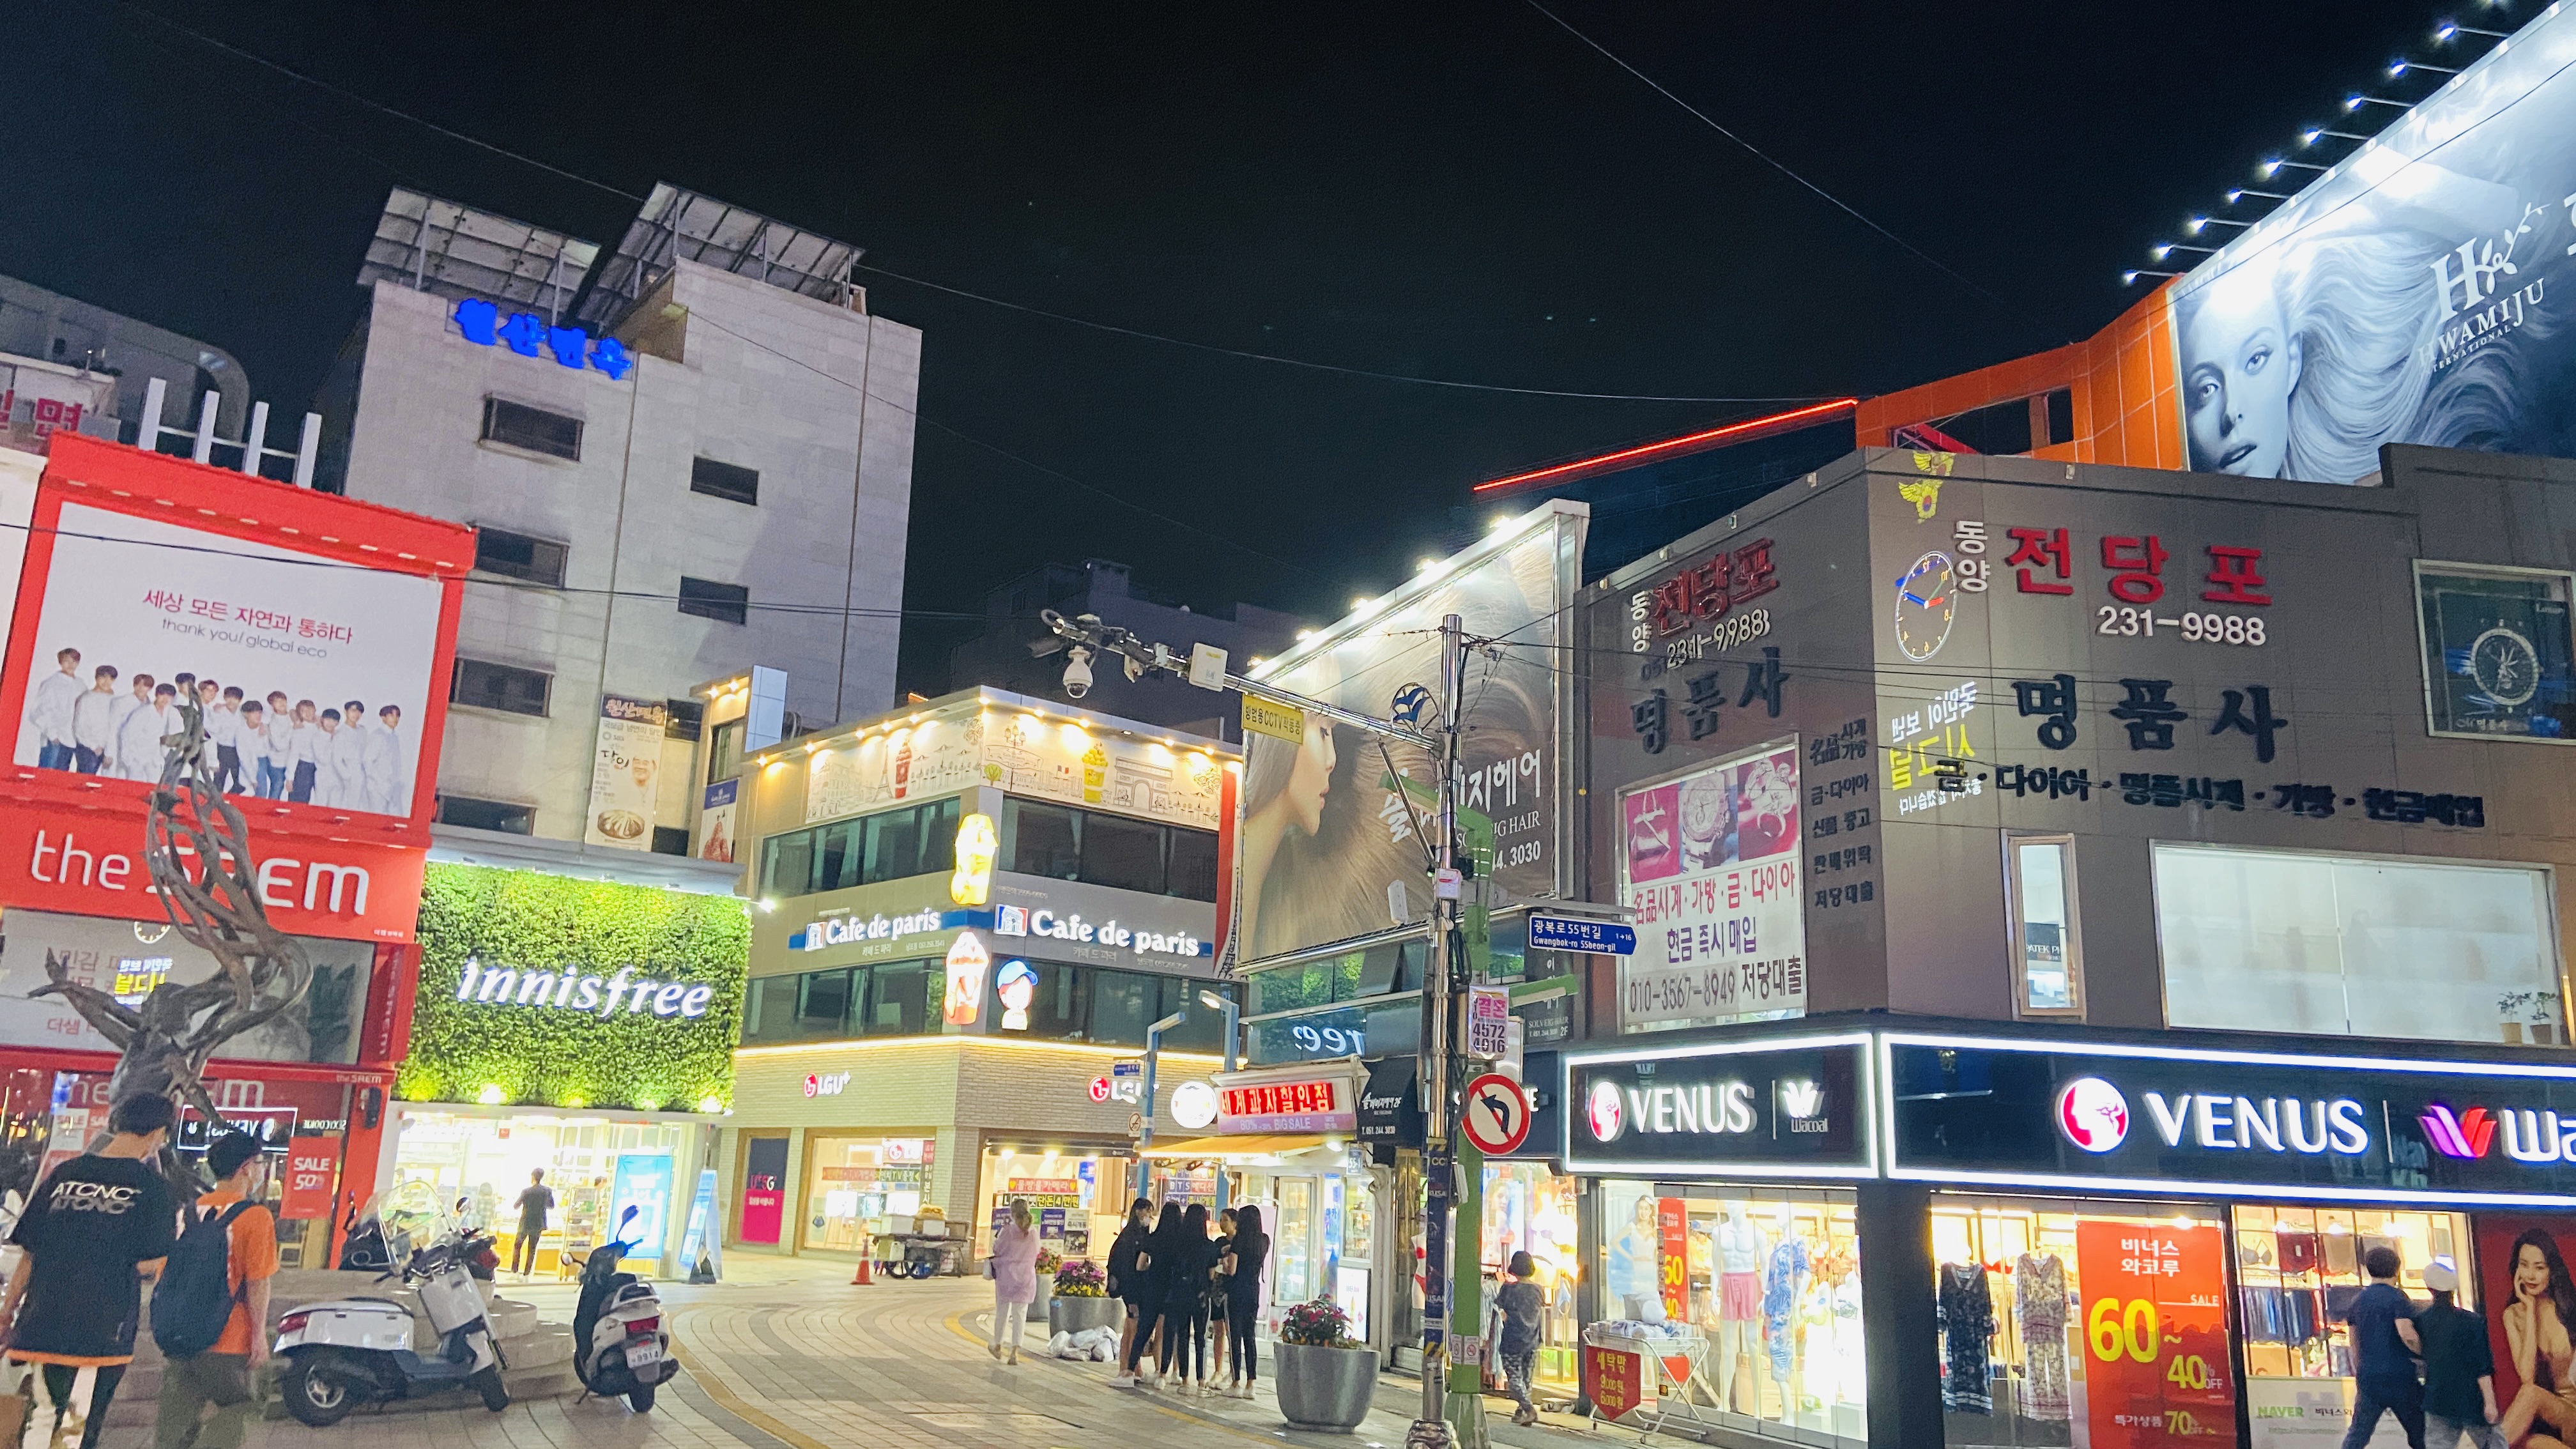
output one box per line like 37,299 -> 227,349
852,1256 -> 873,1285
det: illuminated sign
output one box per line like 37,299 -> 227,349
803,1072 -> 850,1098
941,932 -> 990,1026
111,956 -> 172,1006
951,813 -> 997,905
1171,1080 -> 1219,1130
1563,1035 -> 1873,1176
795,905 -> 952,952
993,907 -> 1206,961
451,299 -> 633,379
454,959 -> 714,1020
1215,1072 -> 1358,1134
995,960 -> 1038,1031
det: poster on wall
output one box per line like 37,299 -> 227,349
1235,507 -> 1582,963
2476,1213 -> 2576,1446
740,1137 -> 786,1246
12,502 -> 440,814
2166,4 -> 2576,484
585,694 -> 667,850
698,778 -> 739,862
2074,1219 -> 2236,1449
1615,743 -> 1805,1032
610,1153 -> 675,1259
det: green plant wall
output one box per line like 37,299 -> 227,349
401,863 -> 749,1111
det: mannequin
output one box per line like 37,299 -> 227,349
1715,1202 -> 1763,1411
1607,1195 -> 1665,1321
1763,1205 -> 1811,1420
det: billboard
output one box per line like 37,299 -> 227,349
801,703 -> 1226,832
586,694 -> 669,849
10,500 -> 445,818
1615,742 -> 1806,1031
1234,502 -> 1585,963
2169,7 -> 2576,482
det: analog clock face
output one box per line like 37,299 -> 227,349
2471,624 -> 2542,707
1894,551 -> 1958,662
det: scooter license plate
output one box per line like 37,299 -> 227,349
625,1340 -> 664,1370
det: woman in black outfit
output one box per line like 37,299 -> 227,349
1223,1204 -> 1269,1398
1120,1202 -> 1183,1380
1156,1204 -> 1218,1394
1106,1199 -> 1155,1385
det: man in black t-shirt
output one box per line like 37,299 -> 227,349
2345,1245 -> 2429,1449
512,1169 -> 556,1277
0,1093 -> 180,1449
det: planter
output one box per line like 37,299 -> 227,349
1273,1341 -> 1377,1432
1027,1278 -> 1053,1323
1050,1294 -> 1123,1335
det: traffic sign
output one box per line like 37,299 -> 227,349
1527,914 -> 1636,955
1459,1072 -> 1533,1155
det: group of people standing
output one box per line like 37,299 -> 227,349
1106,1200 -> 1266,1397
25,647 -> 407,811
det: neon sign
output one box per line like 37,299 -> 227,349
942,932 -> 990,1026
951,813 -> 997,905
454,959 -> 715,1020
452,299 -> 633,379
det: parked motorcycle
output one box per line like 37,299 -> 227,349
277,1191 -> 509,1425
573,1205 -> 677,1412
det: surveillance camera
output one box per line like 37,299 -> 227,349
1063,646 -> 1094,700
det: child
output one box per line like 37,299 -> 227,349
1496,1250 -> 1546,1427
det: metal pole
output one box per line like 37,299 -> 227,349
1136,1010 -> 1184,1202
1408,613 -> 1468,1449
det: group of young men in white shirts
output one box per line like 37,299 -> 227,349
24,647 -> 410,813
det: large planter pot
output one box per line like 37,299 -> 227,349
1027,1278 -> 1053,1322
1274,1341 -> 1377,1433
1050,1294 -> 1123,1335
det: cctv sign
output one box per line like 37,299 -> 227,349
1563,1036 -> 1872,1175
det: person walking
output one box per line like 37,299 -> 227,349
988,1200 -> 1041,1365
0,1093 -> 179,1449
1208,1209 -> 1238,1384
1496,1250 -> 1547,1425
1222,1204 -> 1268,1399
1156,1204 -> 1218,1396
510,1170 -> 555,1277
2419,1259 -> 2502,1449
1107,1199 -> 1156,1387
1119,1203 -> 1183,1385
2345,1244 -> 2429,1449
153,1132 -> 279,1449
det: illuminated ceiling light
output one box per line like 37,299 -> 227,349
2122,270 -> 2179,285
2188,217 -> 2250,233
1295,629 -> 1315,641
477,1084 -> 507,1105
2301,127 -> 2367,147
1416,557 -> 1442,572
2346,92 -> 2410,110
2228,188 -> 2290,204
698,1096 -> 725,1114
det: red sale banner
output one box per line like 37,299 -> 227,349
1583,1344 -> 1647,1420
2075,1220 -> 2238,1449
280,1138 -> 342,1221
1658,1198 -> 1689,1321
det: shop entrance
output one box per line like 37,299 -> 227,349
1239,1150 -> 1376,1344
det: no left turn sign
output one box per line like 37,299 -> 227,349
1459,1073 -> 1531,1156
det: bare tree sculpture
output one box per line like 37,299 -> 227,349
34,699 -> 313,1124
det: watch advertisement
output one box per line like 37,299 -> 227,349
2416,563 -> 2576,740
1614,742 -> 1805,1032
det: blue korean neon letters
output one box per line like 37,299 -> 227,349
451,298 -> 634,379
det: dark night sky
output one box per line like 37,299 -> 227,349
0,0 -> 2453,696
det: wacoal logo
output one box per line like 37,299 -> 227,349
2423,1104 -> 2576,1163
2421,1105 -> 2499,1160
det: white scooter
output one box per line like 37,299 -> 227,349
275,1193 -> 509,1425
573,1205 -> 676,1411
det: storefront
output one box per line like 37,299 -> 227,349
1562,1023 -> 2576,1449
387,853 -> 746,1277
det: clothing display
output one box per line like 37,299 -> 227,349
2275,1229 -> 2320,1276
1762,1237 -> 1809,1379
2012,1253 -> 2070,1422
1721,1271 -> 1761,1320
2239,1286 -> 2326,1346
2322,1232 -> 2357,1276
1939,1262 -> 1995,1414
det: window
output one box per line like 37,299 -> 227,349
451,658 -> 551,717
1169,828 -> 1220,902
651,826 -> 689,857
663,700 -> 703,742
1081,811 -> 1165,894
2007,835 -> 2082,1015
1010,802 -> 1082,879
480,397 -> 582,460
795,969 -> 853,1037
706,719 -> 743,785
999,799 -> 1220,901
470,526 -> 567,586
690,456 -> 760,505
2154,842 -> 2562,1045
435,795 -> 534,834
758,797 -> 962,898
2415,561 -> 2576,741
737,957 -> 1231,1046
677,576 -> 749,626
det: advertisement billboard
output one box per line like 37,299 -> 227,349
1615,742 -> 1806,1031
585,694 -> 668,849
802,703 -> 1226,832
2168,6 -> 2576,482
1234,503 -> 1585,963
10,498 -> 445,818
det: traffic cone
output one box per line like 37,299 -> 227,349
852,1256 -> 873,1285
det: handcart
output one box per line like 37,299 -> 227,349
1583,1321 -> 1719,1438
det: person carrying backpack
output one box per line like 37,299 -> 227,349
153,1131 -> 279,1449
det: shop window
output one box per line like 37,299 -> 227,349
1245,995 -> 1422,1065
862,962 -> 935,1036
1593,1182 -> 1866,1445
706,718 -> 742,785
2235,1204 -> 2469,1434
758,797 -> 961,898
999,798 -> 1221,901
2007,836 -> 2083,1016
1082,811 -> 1166,894
865,807 -> 926,884
796,969 -> 854,1037
1169,827 -> 1220,900
760,831 -> 815,901
1009,800 -> 1082,879
2154,843 -> 2563,1045
2415,561 -> 2576,741
740,976 -> 799,1043
1089,970 -> 1155,1045
1482,1162 -> 1581,1395
480,397 -> 582,460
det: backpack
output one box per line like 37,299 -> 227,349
151,1200 -> 259,1358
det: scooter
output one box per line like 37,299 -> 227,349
573,1205 -> 677,1412
276,1193 -> 510,1425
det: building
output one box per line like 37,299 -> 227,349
942,558 -> 1303,739
0,270 -> 250,452
0,434 -> 475,1268
1549,441 -> 2576,1449
318,185 -> 921,850
722,687 -> 1238,1263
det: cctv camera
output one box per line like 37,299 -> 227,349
1063,646 -> 1094,700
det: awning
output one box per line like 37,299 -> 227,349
1140,1133 -> 1339,1160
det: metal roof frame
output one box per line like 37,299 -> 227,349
355,188 -> 600,321
571,181 -> 863,331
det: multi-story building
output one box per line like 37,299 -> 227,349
0,271 -> 249,454
942,558 -> 1303,739
318,184 -> 920,850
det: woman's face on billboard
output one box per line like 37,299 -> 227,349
1284,718 -> 1337,834
2182,264 -> 2301,478
2519,1242 -> 2554,1300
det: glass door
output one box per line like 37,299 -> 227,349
1276,1177 -> 1315,1306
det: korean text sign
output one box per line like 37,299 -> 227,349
2074,1219 -> 2236,1449
1616,744 -> 1805,1031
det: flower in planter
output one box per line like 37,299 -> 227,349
1280,1297 -> 1361,1349
1036,1248 -> 1064,1275
1053,1258 -> 1108,1296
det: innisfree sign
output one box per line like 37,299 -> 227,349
455,958 -> 716,1020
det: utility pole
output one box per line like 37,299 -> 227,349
1033,607 -> 1472,1448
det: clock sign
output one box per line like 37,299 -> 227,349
2472,623 -> 2542,707
1894,551 -> 1958,662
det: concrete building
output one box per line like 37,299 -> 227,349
318,185 -> 919,848
0,272 -> 249,454
944,558 -> 1301,740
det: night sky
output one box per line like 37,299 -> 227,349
1,0 -> 2455,696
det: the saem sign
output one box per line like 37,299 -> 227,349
1889,1034 -> 2576,1206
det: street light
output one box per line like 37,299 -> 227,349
2345,93 -> 2412,110
1133,1009 -> 1190,1200
2388,58 -> 2461,77
2228,188 -> 2290,204
2435,20 -> 2510,40
2123,270 -> 2181,286
2299,128 -> 2369,146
